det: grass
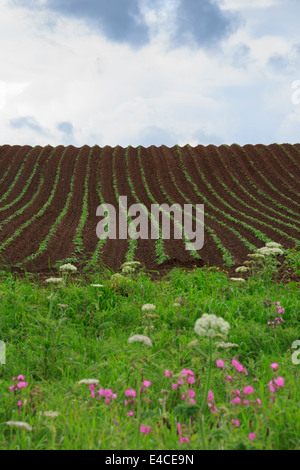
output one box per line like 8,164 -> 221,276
0,251 -> 299,450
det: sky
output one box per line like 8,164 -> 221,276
1,0 -> 300,147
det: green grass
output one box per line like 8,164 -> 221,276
0,253 -> 299,450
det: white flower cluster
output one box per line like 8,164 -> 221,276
141,304 -> 156,312
257,246 -> 283,256
45,277 -> 64,284
59,263 -> 77,273
128,334 -> 153,347
235,266 -> 248,273
194,314 -> 230,338
230,277 -> 246,283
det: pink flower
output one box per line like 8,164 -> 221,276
177,378 -> 185,385
248,433 -> 256,441
17,375 -> 25,381
243,385 -> 254,395
216,359 -> 224,368
189,398 -> 196,405
171,383 -> 178,390
125,389 -> 136,397
187,376 -> 195,385
231,419 -> 240,427
142,380 -> 151,388
179,436 -> 189,443
140,425 -> 151,435
274,377 -> 284,388
226,375 -> 233,381
256,398 -> 261,404
127,411 -> 134,416
268,380 -> 276,392
17,400 -> 22,406
181,369 -> 194,376
187,390 -> 196,398
230,397 -> 241,405
165,369 -> 172,377
207,391 -> 214,401
17,381 -> 28,389
9,385 -> 15,392
104,398 -> 110,404
270,363 -> 279,371
181,394 -> 186,401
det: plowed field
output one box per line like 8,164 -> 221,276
0,143 -> 299,276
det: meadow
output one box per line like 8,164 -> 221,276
0,245 -> 299,450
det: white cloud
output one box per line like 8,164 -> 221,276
0,0 -> 299,146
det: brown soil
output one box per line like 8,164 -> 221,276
0,144 -> 299,278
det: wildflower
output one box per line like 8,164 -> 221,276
17,400 -> 22,406
226,375 -> 233,381
125,389 -> 136,397
142,380 -> 151,388
17,381 -> 28,389
257,246 -> 283,256
235,266 -> 248,273
128,335 -> 153,347
230,397 -> 241,405
248,433 -> 256,441
59,263 -> 77,273
187,376 -> 195,385
230,278 -> 246,283
78,379 -> 100,385
122,266 -> 136,274
177,422 -> 189,443
141,304 -> 156,312
216,359 -> 224,368
243,385 -> 254,395
274,377 -> 284,388
127,411 -> 134,416
265,242 -> 282,248
215,342 -> 239,349
231,419 -> 240,427
270,363 -> 279,371
194,314 -> 230,338
165,369 -> 173,377
45,277 -> 64,284
140,425 -> 151,435
207,390 -> 217,413
247,253 -> 265,259
6,421 -> 33,431
181,369 -> 194,376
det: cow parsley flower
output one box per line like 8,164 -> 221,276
194,314 -> 230,338
128,334 -> 153,347
141,304 -> 156,312
59,263 -> 77,273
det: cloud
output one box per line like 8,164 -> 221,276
12,0 -> 150,48
57,121 -> 74,135
168,0 -> 241,50
9,116 -> 43,133
11,0 -> 241,51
